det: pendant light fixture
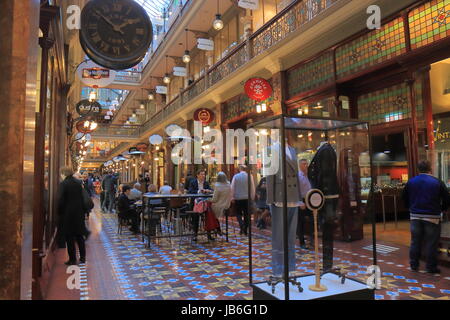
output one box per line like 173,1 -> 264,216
183,28 -> 191,64
163,55 -> 171,84
213,0 -> 224,31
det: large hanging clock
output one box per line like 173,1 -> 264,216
80,0 -> 153,70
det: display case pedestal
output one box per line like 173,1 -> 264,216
252,273 -> 374,300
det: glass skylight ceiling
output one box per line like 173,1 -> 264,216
134,0 -> 171,20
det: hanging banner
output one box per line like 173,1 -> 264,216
238,0 -> 259,10
136,109 -> 146,115
156,86 -> 168,94
244,78 -> 273,102
173,66 -> 187,77
197,38 -> 214,51
193,108 -> 215,125
76,99 -> 102,117
76,60 -> 117,87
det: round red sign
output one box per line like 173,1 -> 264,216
194,108 -> 215,125
244,78 -> 272,101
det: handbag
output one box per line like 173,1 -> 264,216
205,202 -> 220,231
82,188 -> 94,211
193,198 -> 207,213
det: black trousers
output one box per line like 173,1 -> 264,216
235,199 -> 250,234
121,209 -> 140,232
319,199 -> 338,271
297,208 -> 313,245
410,219 -> 441,270
66,235 -> 86,262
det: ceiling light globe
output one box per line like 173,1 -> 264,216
163,74 -> 171,84
182,51 -> 191,64
213,14 -> 224,30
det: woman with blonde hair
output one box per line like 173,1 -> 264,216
209,172 -> 232,238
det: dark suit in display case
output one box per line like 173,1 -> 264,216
308,142 -> 339,272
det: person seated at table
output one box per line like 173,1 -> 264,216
118,185 -> 140,234
188,170 -> 213,241
129,183 -> 143,201
210,172 -> 232,238
159,181 -> 173,195
146,184 -> 163,206
188,170 -> 213,195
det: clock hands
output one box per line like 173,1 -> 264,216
116,18 -> 141,33
94,9 -> 125,35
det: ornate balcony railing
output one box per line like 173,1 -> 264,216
251,0 -> 341,56
208,42 -> 250,88
91,125 -> 141,139
123,0 -> 343,143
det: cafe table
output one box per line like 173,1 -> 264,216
142,193 -> 229,247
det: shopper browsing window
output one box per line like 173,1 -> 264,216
402,160 -> 449,274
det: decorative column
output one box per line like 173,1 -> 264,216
0,0 -> 40,300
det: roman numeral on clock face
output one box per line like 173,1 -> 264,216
112,47 -> 121,56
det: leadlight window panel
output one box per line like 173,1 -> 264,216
287,51 -> 334,98
336,17 -> 407,80
409,0 -> 450,50
357,83 -> 412,126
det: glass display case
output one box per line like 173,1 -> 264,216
246,115 -> 376,300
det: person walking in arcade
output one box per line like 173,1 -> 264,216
402,160 -> 449,274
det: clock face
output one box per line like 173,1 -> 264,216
80,0 -> 153,70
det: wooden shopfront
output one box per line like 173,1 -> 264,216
284,0 -> 450,224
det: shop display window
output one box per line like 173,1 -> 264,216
247,115 -> 376,300
289,97 -> 339,119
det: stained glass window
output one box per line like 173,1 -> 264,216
409,0 -> 450,50
287,52 -> 334,99
357,83 -> 412,125
336,17 -> 407,80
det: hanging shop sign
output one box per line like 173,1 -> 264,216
173,66 -> 187,77
76,120 -> 96,134
136,143 -> 149,152
194,108 -> 215,125
76,99 -> 102,117
76,60 -> 117,87
238,0 -> 259,10
79,0 -> 153,70
136,109 -> 146,115
244,78 -> 273,102
156,86 -> 168,94
197,38 -> 214,51
129,146 -> 146,155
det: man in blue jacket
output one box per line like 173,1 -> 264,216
402,160 -> 448,274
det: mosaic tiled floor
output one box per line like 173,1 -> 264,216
47,202 -> 450,300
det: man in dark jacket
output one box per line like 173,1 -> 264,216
58,167 -> 88,265
102,171 -> 117,213
402,160 -> 448,274
188,170 -> 212,241
118,185 -> 140,234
